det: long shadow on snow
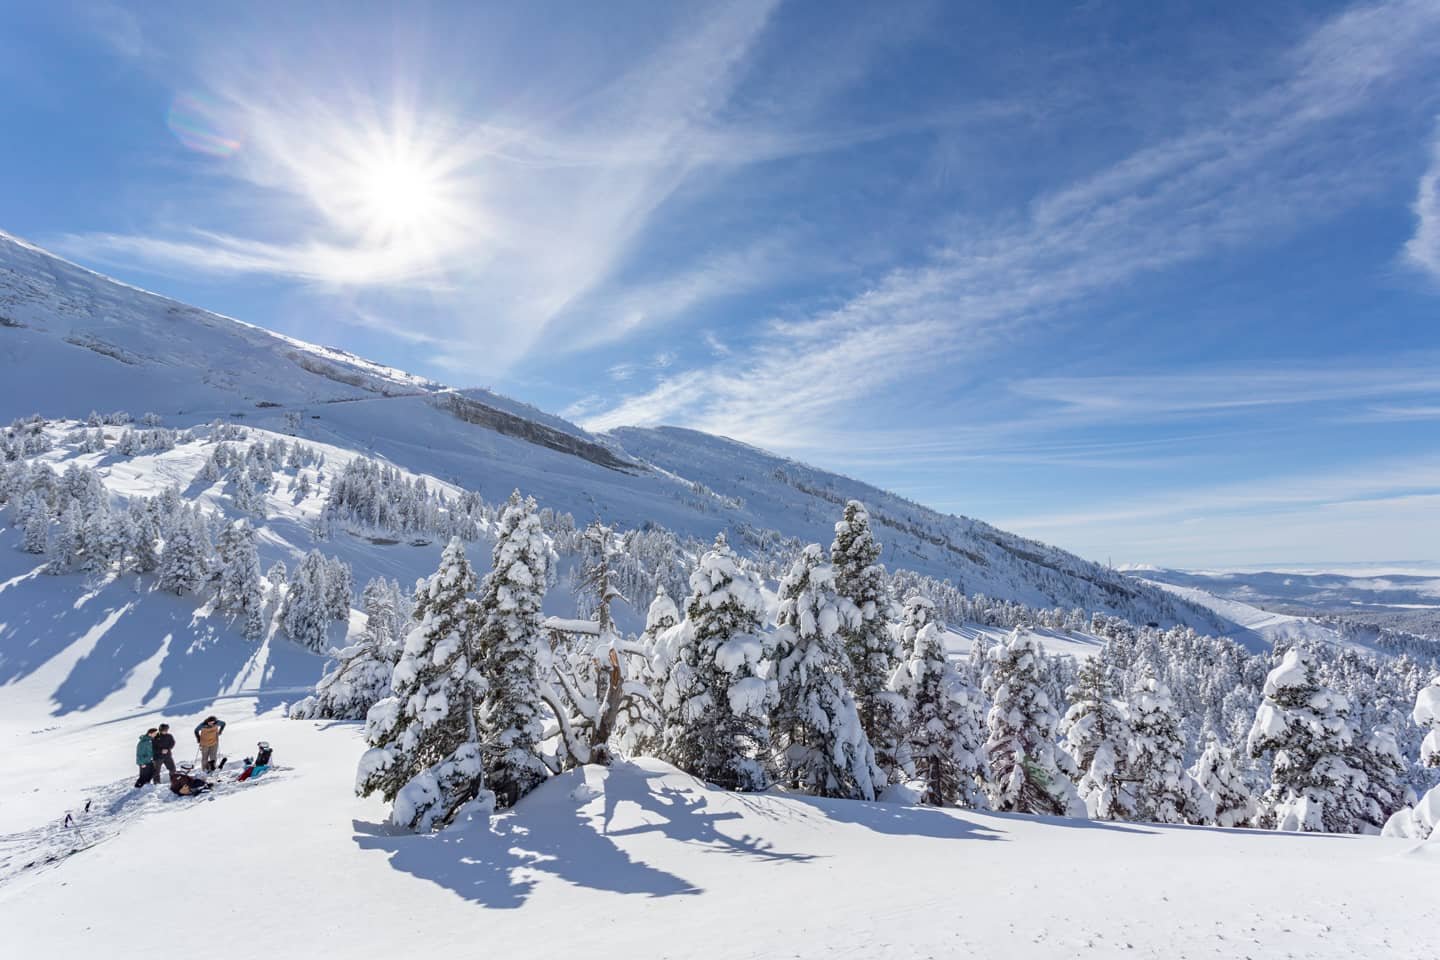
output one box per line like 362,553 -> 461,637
776,792 -> 1009,841
0,569 -> 321,715
599,761 -> 818,863
352,763 -> 820,908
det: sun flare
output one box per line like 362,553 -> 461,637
355,154 -> 446,237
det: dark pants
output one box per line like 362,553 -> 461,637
136,763 -> 158,787
155,752 -> 176,776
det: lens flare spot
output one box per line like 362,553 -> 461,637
167,93 -> 242,157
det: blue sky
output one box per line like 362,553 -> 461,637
3,0 -> 1440,569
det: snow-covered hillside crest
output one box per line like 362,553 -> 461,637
0,226 -> 1220,630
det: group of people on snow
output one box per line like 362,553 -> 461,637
134,716 -> 268,796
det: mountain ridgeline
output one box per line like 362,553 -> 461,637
0,227 -> 1220,631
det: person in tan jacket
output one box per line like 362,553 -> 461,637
194,716 -> 226,772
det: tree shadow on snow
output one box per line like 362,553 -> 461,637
352,802 -> 698,908
351,763 -> 818,909
0,570 -> 320,716
599,762 -> 817,864
773,792 -> 1008,842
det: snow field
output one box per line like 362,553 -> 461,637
1,715 -> 1435,960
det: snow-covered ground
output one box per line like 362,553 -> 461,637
2,706 -> 1436,959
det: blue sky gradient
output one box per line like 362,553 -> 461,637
3,0 -> 1439,567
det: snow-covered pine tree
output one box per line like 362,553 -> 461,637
1127,673 -> 1213,824
617,584 -> 681,757
772,544 -> 883,800
873,596 -> 934,774
1382,676 -> 1440,840
1342,727 -> 1412,834
660,533 -> 772,792
983,628 -> 1084,816
282,550 -> 331,652
324,555 -> 354,621
79,505 -> 117,574
217,520 -> 266,640
887,600 -> 988,807
475,491 -> 552,808
1060,655 -> 1134,821
126,500 -> 161,573
200,448 -> 223,482
643,583 -> 681,671
19,490 -> 49,554
155,508 -> 210,594
1247,646 -> 1361,832
356,538 -> 490,831
293,577 -> 407,721
44,504 -> 80,575
831,501 -> 896,748
1188,739 -> 1256,828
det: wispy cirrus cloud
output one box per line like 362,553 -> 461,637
1405,124 -> 1440,282
49,1 -> 830,369
1007,363 -> 1440,422
580,0 -> 1440,450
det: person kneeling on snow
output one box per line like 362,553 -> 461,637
194,716 -> 226,772
135,728 -> 158,788
169,769 -> 211,797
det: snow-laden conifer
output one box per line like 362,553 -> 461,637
217,520 -> 266,640
45,504 -> 81,575
294,578 -> 407,721
127,499 -> 161,573
831,501 -> 896,746
1247,647 -> 1360,832
1060,656 -> 1134,820
324,555 -> 354,621
772,544 -> 882,800
983,628 -> 1084,816
1342,727 -> 1412,834
886,598 -> 988,807
156,507 -> 211,594
1127,673 -> 1213,824
19,490 -> 49,554
1188,740 -> 1256,828
1382,676 -> 1440,840
660,534 -> 772,791
475,491 -> 551,808
282,549 -> 331,651
356,538 -> 490,831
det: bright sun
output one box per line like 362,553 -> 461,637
355,154 -> 446,238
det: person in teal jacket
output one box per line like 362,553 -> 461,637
135,728 -> 159,788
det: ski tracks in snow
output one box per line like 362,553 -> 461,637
0,766 -> 285,886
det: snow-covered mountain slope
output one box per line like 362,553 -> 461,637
3,719 -> 1435,960
1138,578 -> 1355,653
0,228 -> 1220,629
0,419 -> 1102,757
